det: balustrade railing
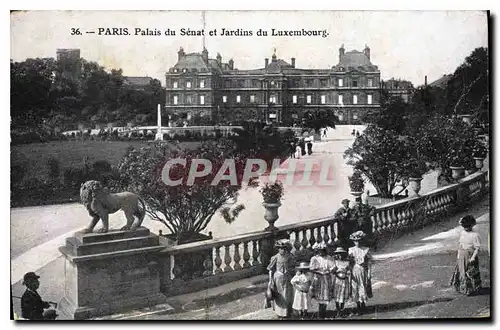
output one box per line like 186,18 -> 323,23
157,171 -> 487,297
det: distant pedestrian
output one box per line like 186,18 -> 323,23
351,129 -> 356,136
267,239 -> 295,319
290,141 -> 296,158
291,262 -> 312,319
295,145 -> 302,159
306,141 -> 313,155
356,131 -> 360,137
348,231 -> 373,316
322,129 -> 327,138
331,247 -> 352,318
21,272 -> 58,320
450,215 -> 482,296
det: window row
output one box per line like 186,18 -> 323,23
172,80 -> 206,89
170,93 -> 373,105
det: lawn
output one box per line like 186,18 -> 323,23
11,140 -> 201,184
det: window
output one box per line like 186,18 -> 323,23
292,95 -> 297,104
236,95 -> 241,103
352,80 -> 358,87
186,81 -> 192,88
200,95 -> 205,105
367,94 -> 373,104
250,95 -> 255,103
200,80 -> 205,88
186,95 -> 193,104
338,78 -> 343,87
306,95 -> 312,104
321,95 -> 326,104
353,95 -> 358,104
367,79 -> 373,87
173,95 -> 178,105
338,95 -> 343,105
173,81 -> 178,88
269,95 -> 277,104
223,95 -> 227,103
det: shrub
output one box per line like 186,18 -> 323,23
348,170 -> 365,192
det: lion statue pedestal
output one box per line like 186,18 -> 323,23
57,227 -> 166,320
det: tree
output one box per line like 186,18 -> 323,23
344,125 -> 423,198
117,140 -> 258,242
417,115 -> 479,182
302,109 -> 338,134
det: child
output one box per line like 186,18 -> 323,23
332,247 -> 352,318
290,262 -> 311,319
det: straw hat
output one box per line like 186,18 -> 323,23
312,241 -> 327,251
275,239 -> 292,250
349,230 -> 366,241
459,215 -> 476,228
333,246 -> 347,254
296,262 -> 310,270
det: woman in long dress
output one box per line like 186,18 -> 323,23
450,215 -> 482,295
309,242 -> 335,319
348,230 -> 373,315
267,239 -> 296,319
295,145 -> 302,159
331,247 -> 352,318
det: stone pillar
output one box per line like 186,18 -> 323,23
58,227 -> 166,320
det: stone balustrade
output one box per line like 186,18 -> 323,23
156,171 -> 488,297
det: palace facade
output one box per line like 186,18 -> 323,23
164,45 -> 381,125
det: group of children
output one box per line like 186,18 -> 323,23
289,230 -> 373,319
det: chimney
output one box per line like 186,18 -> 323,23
178,47 -> 185,61
216,53 -> 222,66
228,59 -> 234,70
339,44 -> 345,63
425,75 -> 427,86
265,58 -> 269,68
291,57 -> 295,68
202,48 -> 209,64
364,45 -> 371,60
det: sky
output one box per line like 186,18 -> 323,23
10,10 -> 488,87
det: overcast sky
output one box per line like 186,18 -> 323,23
10,10 -> 488,86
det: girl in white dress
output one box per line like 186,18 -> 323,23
331,247 -> 352,318
348,230 -> 373,315
295,145 -> 302,159
290,262 -> 311,319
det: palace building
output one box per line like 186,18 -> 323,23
164,45 -> 381,125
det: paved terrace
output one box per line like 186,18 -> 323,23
11,194 -> 490,320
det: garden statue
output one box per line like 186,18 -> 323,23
80,180 -> 147,234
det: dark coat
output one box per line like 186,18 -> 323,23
21,289 -> 49,320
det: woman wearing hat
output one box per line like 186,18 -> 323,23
290,262 -> 312,319
309,241 -> 335,319
348,230 -> 373,315
450,215 -> 482,295
267,239 -> 296,319
331,246 -> 352,318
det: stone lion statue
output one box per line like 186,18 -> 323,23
80,180 -> 146,233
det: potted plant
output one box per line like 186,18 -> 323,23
348,170 -> 365,197
449,154 -> 466,179
472,141 -> 487,170
260,180 -> 284,231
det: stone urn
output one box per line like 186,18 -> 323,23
474,157 -> 484,170
450,166 -> 466,179
408,177 -> 423,197
263,201 -> 281,231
